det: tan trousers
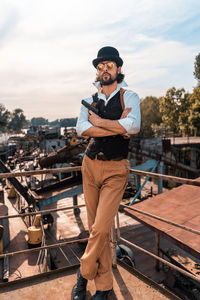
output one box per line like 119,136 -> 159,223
80,155 -> 129,291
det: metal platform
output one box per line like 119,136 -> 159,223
0,262 -> 180,300
124,181 -> 200,259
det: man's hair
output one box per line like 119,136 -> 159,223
117,72 -> 125,83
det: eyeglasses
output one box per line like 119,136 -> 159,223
97,62 -> 116,71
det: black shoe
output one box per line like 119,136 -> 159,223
71,269 -> 88,300
91,289 -> 113,299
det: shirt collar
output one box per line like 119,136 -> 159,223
92,80 -> 128,103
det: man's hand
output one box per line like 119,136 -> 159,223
89,107 -> 132,127
120,107 -> 132,119
86,107 -> 132,136
88,111 -> 102,127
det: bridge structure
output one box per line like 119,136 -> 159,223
129,137 -> 200,177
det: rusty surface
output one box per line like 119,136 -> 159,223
38,143 -> 86,168
1,184 -> 195,298
124,182 -> 200,259
0,192 -> 40,280
36,183 -> 80,199
0,166 -> 200,186
0,263 -> 180,300
0,166 -> 82,179
36,174 -> 82,194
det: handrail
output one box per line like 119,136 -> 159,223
120,237 -> 200,284
0,204 -> 86,220
0,164 -> 199,285
0,166 -> 81,179
129,169 -> 200,186
0,238 -> 88,259
0,233 -> 199,284
0,166 -> 199,185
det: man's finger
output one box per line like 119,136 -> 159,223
89,110 -> 97,116
124,107 -> 132,112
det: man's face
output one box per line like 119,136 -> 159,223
96,61 -> 121,86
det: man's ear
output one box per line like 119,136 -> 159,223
118,66 -> 121,74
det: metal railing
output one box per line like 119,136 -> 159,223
0,166 -> 200,284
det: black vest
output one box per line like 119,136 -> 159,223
85,90 -> 130,160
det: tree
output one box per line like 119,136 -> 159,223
30,117 -> 48,126
188,87 -> 200,135
8,108 -> 27,132
0,104 -> 10,132
177,91 -> 192,136
159,87 -> 191,136
60,118 -> 77,127
140,96 -> 162,137
49,119 -> 60,127
194,53 -> 200,86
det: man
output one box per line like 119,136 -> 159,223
73,46 -> 141,300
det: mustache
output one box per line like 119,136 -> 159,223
103,72 -> 111,76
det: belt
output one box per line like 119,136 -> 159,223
95,153 -> 124,161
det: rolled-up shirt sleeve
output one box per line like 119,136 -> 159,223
76,97 -> 93,136
118,90 -> 141,135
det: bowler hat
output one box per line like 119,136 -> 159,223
92,46 -> 123,68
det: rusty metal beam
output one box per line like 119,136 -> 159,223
129,169 -> 200,186
120,237 -> 200,284
0,238 -> 88,259
0,166 -> 81,179
0,166 -> 199,186
0,204 -> 86,221
0,160 -> 34,205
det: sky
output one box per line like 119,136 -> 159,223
0,0 -> 200,121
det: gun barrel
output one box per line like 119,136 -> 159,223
81,100 -> 99,115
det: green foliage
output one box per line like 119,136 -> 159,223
0,104 -> 10,132
31,117 -> 48,126
194,53 -> 200,85
160,87 -> 191,135
60,118 -> 77,127
140,96 -> 162,137
8,108 -> 28,132
30,117 -> 77,128
188,87 -> 200,135
49,119 -> 60,127
177,91 -> 191,136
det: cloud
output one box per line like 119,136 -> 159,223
0,0 -> 200,120
0,3 -> 19,45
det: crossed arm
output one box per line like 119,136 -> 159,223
82,108 -> 131,137
77,91 -> 141,138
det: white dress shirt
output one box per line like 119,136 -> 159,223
76,81 -> 141,136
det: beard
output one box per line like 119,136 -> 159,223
97,71 -> 118,86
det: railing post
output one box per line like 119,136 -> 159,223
111,223 -> 117,268
157,161 -> 163,194
190,148 -> 197,169
73,195 -> 80,215
136,175 -> 141,199
155,232 -> 160,271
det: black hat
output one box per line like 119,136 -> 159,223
92,46 -> 123,68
